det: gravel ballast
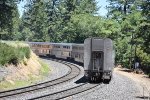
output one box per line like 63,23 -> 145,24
39,58 -> 70,82
37,59 -> 143,100
2,58 -> 144,100
39,59 -> 143,100
72,73 -> 142,100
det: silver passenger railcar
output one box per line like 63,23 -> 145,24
71,44 -> 84,63
28,42 -> 52,56
84,38 -> 114,83
51,43 -> 73,59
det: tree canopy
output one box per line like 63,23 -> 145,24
0,0 -> 150,69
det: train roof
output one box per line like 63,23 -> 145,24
28,42 -> 52,44
52,43 -> 74,46
28,42 -> 76,46
72,44 -> 84,46
28,42 -> 84,46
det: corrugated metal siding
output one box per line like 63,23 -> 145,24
84,38 -> 113,72
104,39 -> 113,71
92,39 -> 104,51
84,38 -> 92,71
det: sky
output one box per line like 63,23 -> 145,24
17,0 -> 109,17
96,0 -> 109,16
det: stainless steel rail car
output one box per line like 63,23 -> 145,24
84,38 -> 114,83
71,44 -> 84,63
51,43 -> 73,59
28,42 -> 53,56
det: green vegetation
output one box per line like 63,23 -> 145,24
0,59 -> 50,90
39,60 -> 50,76
0,74 -> 44,90
0,79 -> 34,90
0,41 -> 31,66
0,0 -> 150,73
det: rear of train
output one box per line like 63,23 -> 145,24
84,38 -> 114,83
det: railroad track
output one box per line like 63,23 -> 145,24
0,59 -> 81,99
29,83 -> 101,100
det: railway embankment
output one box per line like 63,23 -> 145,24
0,41 -> 50,91
114,67 -> 150,97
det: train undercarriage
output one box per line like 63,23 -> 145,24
85,70 -> 112,83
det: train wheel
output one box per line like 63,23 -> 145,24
103,76 -> 111,84
89,76 -> 93,83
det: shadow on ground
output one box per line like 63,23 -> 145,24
136,96 -> 150,99
75,76 -> 87,84
119,68 -> 133,73
75,76 -> 103,84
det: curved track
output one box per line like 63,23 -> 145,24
0,59 -> 81,99
29,83 -> 101,100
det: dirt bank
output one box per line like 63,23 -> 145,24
0,53 -> 50,91
114,67 -> 150,98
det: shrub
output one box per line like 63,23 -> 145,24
0,41 -> 31,66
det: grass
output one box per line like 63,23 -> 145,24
0,41 -> 50,90
0,76 -> 42,90
0,61 -> 50,91
39,60 -> 50,76
0,41 -> 31,66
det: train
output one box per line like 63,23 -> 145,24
28,38 -> 114,83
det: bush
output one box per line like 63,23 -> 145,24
0,41 -> 31,66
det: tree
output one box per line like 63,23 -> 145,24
22,0 -> 49,42
0,0 -> 21,40
138,0 -> 150,54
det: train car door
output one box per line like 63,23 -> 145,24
92,51 -> 103,71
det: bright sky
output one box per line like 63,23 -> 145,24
96,0 -> 109,16
17,0 -> 109,17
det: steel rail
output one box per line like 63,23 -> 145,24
0,58 -> 81,99
29,83 -> 101,100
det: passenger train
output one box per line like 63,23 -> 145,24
28,38 -> 114,83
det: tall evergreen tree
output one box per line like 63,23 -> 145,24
0,0 -> 21,40
0,0 -> 16,31
22,0 -> 49,41
138,0 -> 150,54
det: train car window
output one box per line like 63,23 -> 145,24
79,47 -> 80,50
73,46 -> 77,50
69,52 -> 70,56
93,52 -> 101,58
47,50 -> 49,53
54,45 -> 60,48
38,44 -> 41,47
76,47 -> 78,50
75,54 -> 78,58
